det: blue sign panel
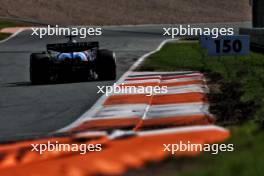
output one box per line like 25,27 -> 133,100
199,35 -> 210,48
199,35 -> 250,56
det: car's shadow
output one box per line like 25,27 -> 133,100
3,79 -> 109,87
3,81 -> 32,87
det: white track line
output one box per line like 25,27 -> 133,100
0,28 -> 28,43
57,38 -> 177,132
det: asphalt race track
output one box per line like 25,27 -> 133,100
0,23 -> 250,141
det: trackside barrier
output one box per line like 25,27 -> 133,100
0,126 -> 229,176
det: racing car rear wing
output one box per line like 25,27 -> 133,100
47,42 -> 99,52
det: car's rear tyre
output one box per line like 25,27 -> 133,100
30,53 -> 50,84
96,49 -> 116,80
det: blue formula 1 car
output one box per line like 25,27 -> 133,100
30,37 -> 116,84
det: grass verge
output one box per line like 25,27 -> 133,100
134,41 -> 264,176
0,33 -> 12,40
0,20 -> 31,40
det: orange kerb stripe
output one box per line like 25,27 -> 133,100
121,80 -> 204,88
104,92 -> 205,106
